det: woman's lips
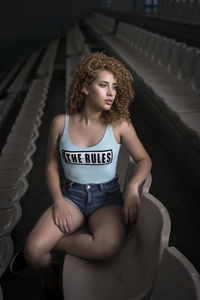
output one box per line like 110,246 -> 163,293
105,99 -> 113,105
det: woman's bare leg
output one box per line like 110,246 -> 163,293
24,201 -> 85,287
55,206 -> 126,260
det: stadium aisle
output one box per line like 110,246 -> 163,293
1,36 -> 200,300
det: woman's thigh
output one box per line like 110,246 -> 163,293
88,206 -> 126,254
25,201 -> 85,253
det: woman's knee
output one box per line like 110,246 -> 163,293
24,235 -> 47,265
95,235 -> 124,260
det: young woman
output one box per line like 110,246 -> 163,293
11,52 -> 152,296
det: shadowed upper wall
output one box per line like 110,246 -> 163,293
0,0 -> 100,68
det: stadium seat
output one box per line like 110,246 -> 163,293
149,246 -> 200,300
0,203 -> 22,236
62,192 -> 171,300
0,236 -> 14,277
66,23 -> 84,56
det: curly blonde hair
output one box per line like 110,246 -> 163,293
65,52 -> 134,123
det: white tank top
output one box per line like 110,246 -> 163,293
59,115 -> 121,184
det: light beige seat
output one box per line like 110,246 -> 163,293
0,59 -> 24,95
8,49 -> 42,93
0,236 -> 14,277
0,169 -> 28,200
37,39 -> 59,76
66,23 -> 84,56
0,203 -> 22,236
0,154 -> 33,177
62,192 -> 171,300
2,140 -> 36,158
62,146 -> 170,300
149,247 -> 200,300
0,186 -> 21,209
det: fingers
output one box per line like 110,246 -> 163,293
54,215 -> 72,233
122,206 -> 138,225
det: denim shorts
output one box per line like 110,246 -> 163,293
62,177 -> 124,220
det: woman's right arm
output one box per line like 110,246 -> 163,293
45,114 -> 72,233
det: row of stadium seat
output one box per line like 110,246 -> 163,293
0,37 -> 60,278
66,22 -> 91,98
66,23 -> 85,56
0,49 -> 43,132
84,13 -> 200,179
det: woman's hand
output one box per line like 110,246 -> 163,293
122,184 -> 141,225
52,200 -> 73,233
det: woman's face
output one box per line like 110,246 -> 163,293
83,70 -> 117,112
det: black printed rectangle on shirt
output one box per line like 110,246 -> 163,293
62,149 -> 113,165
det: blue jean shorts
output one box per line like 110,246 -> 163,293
62,177 -> 124,220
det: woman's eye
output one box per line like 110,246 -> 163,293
100,84 -> 106,87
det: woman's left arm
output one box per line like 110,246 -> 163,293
120,120 -> 152,224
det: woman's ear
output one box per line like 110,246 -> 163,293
82,86 -> 89,95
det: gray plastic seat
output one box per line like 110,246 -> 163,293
0,154 -> 33,177
149,247 -> 200,300
0,186 -> 21,209
0,203 -> 22,236
0,236 -> 14,277
62,192 -> 171,300
2,140 -> 36,157
152,47 -> 198,99
0,169 -> 28,191
7,129 -> 39,143
37,39 -> 59,76
66,56 -> 80,76
138,38 -> 176,89
138,42 -> 186,98
8,49 -> 42,93
0,59 -> 24,95
154,50 -> 200,116
66,23 -> 84,56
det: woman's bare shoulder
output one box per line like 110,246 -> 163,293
112,119 -> 130,143
50,114 -> 66,135
112,119 -> 132,131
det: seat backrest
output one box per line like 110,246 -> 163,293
191,50 -> 200,95
129,26 -> 140,48
167,42 -> 186,75
143,33 -> 158,58
62,192 -> 171,300
117,144 -> 152,195
116,144 -> 130,192
116,22 -> 129,41
177,46 -> 198,83
135,193 -> 171,265
149,247 -> 200,300
150,36 -> 165,64
159,38 -> 176,69
135,29 -> 149,52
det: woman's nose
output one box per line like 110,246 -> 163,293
107,86 -> 113,95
